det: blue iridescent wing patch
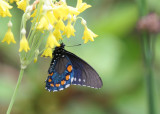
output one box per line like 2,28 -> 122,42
45,43 -> 103,92
46,57 -> 74,92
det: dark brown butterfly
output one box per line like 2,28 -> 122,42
45,43 -> 103,92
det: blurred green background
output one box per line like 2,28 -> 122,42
0,0 -> 160,114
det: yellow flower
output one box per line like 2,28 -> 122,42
53,28 -> 62,41
31,9 -> 37,17
37,15 -> 49,30
17,0 -> 27,11
31,7 -> 43,18
46,32 -> 60,48
63,6 -> 79,20
9,0 -> 19,4
0,0 -> 13,17
54,19 -> 65,31
53,1 -> 79,20
46,11 -> 57,25
34,57 -> 37,63
31,10 -> 57,26
2,28 -> 16,44
53,3 -> 69,19
63,21 -> 75,38
76,0 -> 91,13
30,7 -> 42,23
19,35 -> 30,52
41,47 -> 53,58
34,49 -> 39,63
82,26 -> 98,43
68,6 -> 79,15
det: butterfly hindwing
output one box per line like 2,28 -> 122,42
66,51 -> 103,89
46,56 -> 74,92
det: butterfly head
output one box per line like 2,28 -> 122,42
60,43 -> 65,48
54,43 -> 65,51
52,43 -> 66,58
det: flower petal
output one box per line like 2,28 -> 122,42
2,28 -> 16,44
41,47 -> 53,58
62,21 -> 76,38
19,35 -> 30,52
82,26 -> 98,43
0,0 -> 13,17
17,0 -> 27,11
46,32 -> 60,48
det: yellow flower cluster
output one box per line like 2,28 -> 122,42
0,0 -> 13,17
34,0 -> 97,58
0,1 -> 16,47
1,0 -> 98,59
0,0 -> 31,53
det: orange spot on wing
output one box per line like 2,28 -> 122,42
61,80 -> 65,85
66,75 -> 70,80
50,84 -> 54,87
56,84 -> 60,87
49,72 -> 54,76
67,65 -> 72,72
48,79 -> 52,82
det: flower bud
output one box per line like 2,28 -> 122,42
137,13 -> 160,33
34,49 -> 39,63
48,24 -> 53,31
26,13 -> 31,20
81,18 -> 87,26
35,49 -> 39,55
26,5 -> 33,12
21,28 -> 26,35
8,21 -> 12,27
43,4 -> 48,12
67,14 -> 72,21
73,15 -> 77,22
34,57 -> 38,63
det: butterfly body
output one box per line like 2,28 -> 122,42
45,43 -> 102,92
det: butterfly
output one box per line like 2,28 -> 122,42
45,43 -> 103,92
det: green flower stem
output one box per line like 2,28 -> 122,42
139,0 -> 156,113
136,0 -> 156,114
143,33 -> 155,114
7,69 -> 25,114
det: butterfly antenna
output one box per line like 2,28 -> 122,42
66,44 -> 81,47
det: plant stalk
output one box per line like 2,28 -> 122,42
137,0 -> 156,114
143,33 -> 155,114
6,69 -> 25,114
